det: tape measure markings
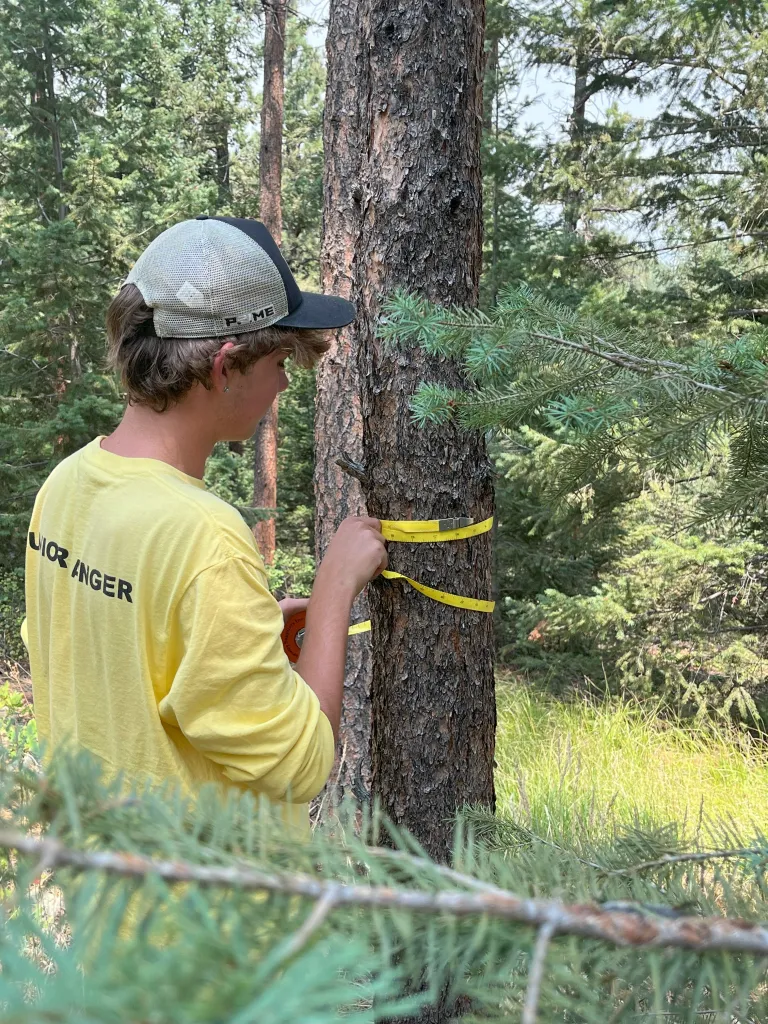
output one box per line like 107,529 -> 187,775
380,516 -> 493,544
347,620 -> 372,635
282,513 -> 495,660
380,570 -> 495,614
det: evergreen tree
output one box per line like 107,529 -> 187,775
384,286 -> 768,712
0,0 -> 216,572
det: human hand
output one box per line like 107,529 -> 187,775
316,516 -> 388,599
278,596 -> 310,625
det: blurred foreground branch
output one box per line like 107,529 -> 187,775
3,827 -> 768,955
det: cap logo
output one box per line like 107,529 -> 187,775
176,281 -> 206,308
224,306 -> 276,327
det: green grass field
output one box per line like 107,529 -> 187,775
495,675 -> 768,846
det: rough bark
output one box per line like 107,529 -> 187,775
485,35 -> 500,306
322,6 -> 495,1018
322,0 -> 495,859
315,0 -> 373,804
254,0 -> 287,565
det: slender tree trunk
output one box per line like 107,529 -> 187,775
40,8 -> 67,223
254,0 -> 287,565
323,0 -> 495,856
564,52 -> 589,234
488,36 -> 500,306
213,18 -> 231,203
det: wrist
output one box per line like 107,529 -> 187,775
310,564 -> 358,609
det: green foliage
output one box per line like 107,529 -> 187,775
4,745 -> 768,1021
492,431 -> 768,715
0,681 -> 37,760
0,570 -> 26,664
383,286 -> 768,519
384,285 -> 768,712
266,546 -> 315,598
0,0 -> 325,599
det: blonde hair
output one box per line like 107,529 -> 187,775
106,284 -> 330,412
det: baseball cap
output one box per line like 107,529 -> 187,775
125,215 -> 356,338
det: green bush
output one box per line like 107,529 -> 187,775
0,569 -> 26,665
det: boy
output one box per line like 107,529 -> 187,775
24,215 -> 387,829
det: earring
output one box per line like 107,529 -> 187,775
223,386 -> 230,393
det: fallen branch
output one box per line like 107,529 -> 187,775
3,829 -> 768,955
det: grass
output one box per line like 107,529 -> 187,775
494,674 -> 768,845
4,655 -> 767,848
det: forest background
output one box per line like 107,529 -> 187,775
3,0 -> 768,722
6,1 -> 768,1020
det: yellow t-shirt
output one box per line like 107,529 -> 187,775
24,437 -> 334,828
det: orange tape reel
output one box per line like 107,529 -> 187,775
281,611 -> 307,664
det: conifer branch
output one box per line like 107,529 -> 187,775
5,828 -> 768,954
522,921 -> 556,1024
607,847 -> 768,876
419,319 -> 764,406
280,891 -> 337,960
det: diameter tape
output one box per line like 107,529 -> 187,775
280,514 -> 495,660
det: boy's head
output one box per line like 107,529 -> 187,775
107,216 -> 355,414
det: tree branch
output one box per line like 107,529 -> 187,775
5,829 -> 768,954
280,891 -> 336,960
606,848 -> 768,876
428,318 -> 767,406
522,921 -> 556,1024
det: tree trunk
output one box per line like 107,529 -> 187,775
254,0 -> 287,566
315,0 -> 373,806
213,17 -> 231,203
322,5 -> 495,1017
486,35 -> 500,306
564,51 -> 589,234
214,128 -> 231,202
322,0 -> 495,857
41,12 -> 67,222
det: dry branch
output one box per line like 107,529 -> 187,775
3,829 -> 768,955
522,920 -> 556,1024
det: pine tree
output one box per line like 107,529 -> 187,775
385,287 -> 768,520
321,0 -> 496,926
0,0 -> 265,583
252,0 -> 288,566
0,0 -> 218,573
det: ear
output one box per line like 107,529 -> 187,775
211,342 -> 237,393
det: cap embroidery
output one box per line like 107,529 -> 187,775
224,306 -> 276,326
176,281 -> 206,308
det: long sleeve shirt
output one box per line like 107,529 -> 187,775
24,437 -> 334,830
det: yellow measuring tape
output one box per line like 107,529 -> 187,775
348,515 -> 495,635
380,516 -> 494,544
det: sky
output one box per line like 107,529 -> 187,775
294,0 -> 667,248
297,0 -> 662,147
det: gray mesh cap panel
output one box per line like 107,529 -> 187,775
125,219 -> 289,338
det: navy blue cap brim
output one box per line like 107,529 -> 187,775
274,291 -> 356,330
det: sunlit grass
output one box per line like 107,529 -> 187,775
494,675 -> 768,844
